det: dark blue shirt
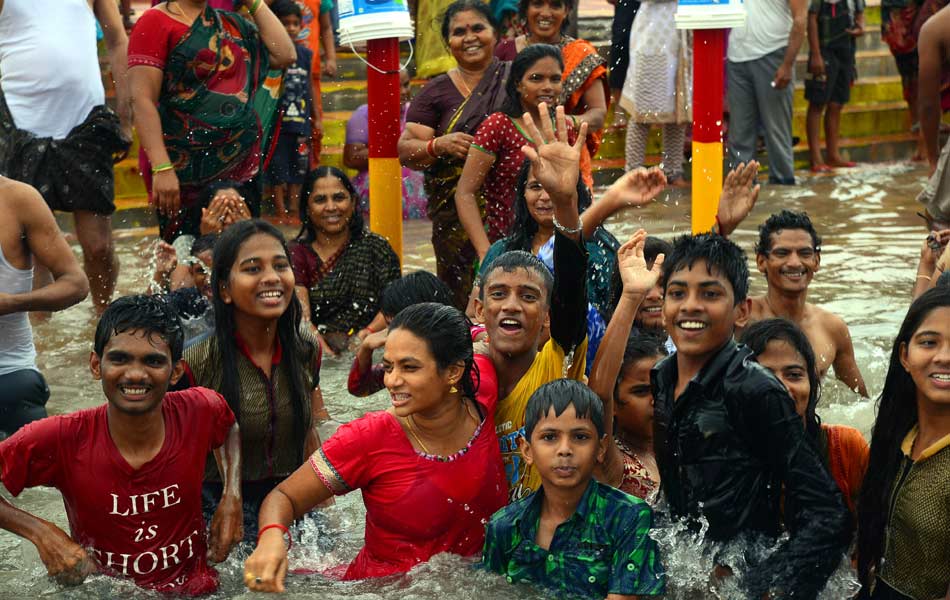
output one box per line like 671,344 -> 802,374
279,44 -> 314,136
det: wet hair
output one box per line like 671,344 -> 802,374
380,271 -> 454,319
739,318 -> 822,443
504,159 -> 591,253
517,0 -> 575,32
479,250 -> 554,305
608,236 -> 672,317
524,379 -> 604,440
95,295 -> 184,362
296,166 -> 365,244
615,330 -> 668,398
190,234 -> 218,258
388,302 -> 479,399
661,232 -> 750,304
857,287 -> 950,586
755,210 -> 823,256
211,220 -> 316,455
501,44 -> 564,118
440,0 -> 498,44
271,0 -> 302,19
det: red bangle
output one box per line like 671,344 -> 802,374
257,523 -> 292,551
426,137 -> 438,158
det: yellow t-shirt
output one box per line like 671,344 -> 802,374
494,338 -> 588,502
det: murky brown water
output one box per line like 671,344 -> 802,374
0,163 -> 932,598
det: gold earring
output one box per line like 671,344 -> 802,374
450,385 -> 458,394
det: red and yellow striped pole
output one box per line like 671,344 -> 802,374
691,29 -> 725,234
367,38 -> 403,264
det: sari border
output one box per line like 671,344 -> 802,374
309,448 -> 352,495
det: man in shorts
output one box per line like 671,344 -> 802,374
0,0 -> 131,312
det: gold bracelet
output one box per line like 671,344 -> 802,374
917,275 -> 932,281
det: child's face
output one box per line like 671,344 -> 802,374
522,404 -> 606,491
662,259 -> 750,362
279,14 -> 302,40
219,233 -> 295,321
476,267 -> 550,358
615,355 -> 663,440
90,330 -> 182,416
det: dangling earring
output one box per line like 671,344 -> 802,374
450,385 -> 458,394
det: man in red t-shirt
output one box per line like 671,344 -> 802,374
0,295 -> 243,595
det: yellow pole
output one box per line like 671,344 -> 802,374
368,157 -> 403,260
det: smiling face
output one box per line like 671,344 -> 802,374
525,0 -> 568,41
662,259 -> 750,364
91,330 -> 182,417
307,176 -> 355,237
219,233 -> 295,321
524,166 -> 554,229
615,355 -> 663,441
446,9 -> 497,69
190,249 -> 213,300
382,327 -> 463,418
517,56 -> 563,112
476,267 -> 550,357
900,306 -> 950,410
755,339 -> 812,421
756,229 -> 820,294
635,280 -> 665,332
522,404 -> 605,491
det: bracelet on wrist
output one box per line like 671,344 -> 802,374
917,275 -> 932,281
257,524 -> 292,551
249,0 -> 263,15
552,213 -> 583,236
426,138 -> 438,158
151,162 -> 174,174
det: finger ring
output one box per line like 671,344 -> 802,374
244,572 -> 255,581
255,577 -> 262,584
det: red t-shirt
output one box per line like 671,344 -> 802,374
309,379 -> 507,579
0,388 -> 235,595
128,9 -> 191,70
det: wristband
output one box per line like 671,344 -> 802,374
426,137 -> 438,158
249,0 -> 263,15
151,162 -> 174,174
257,524 -> 292,550
552,213 -> 583,236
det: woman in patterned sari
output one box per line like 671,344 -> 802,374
494,0 -> 609,187
398,0 -> 510,309
129,0 -> 296,241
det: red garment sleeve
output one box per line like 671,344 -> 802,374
289,243 -> 317,289
347,357 -> 386,397
310,413 -> 389,494
0,417 -> 64,496
128,10 -> 188,70
472,112 -> 507,155
473,354 -> 498,416
190,387 -> 236,450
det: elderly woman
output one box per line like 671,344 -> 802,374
128,0 -> 296,241
398,0 -> 510,309
290,167 -> 401,354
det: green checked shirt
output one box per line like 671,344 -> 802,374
482,480 -> 665,598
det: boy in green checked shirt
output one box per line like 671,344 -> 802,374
482,379 -> 665,599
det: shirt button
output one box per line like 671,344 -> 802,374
547,555 -> 555,563
626,563 -> 636,571
587,575 -> 597,583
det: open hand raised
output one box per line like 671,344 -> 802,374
520,103 -> 589,204
616,229 -> 664,296
717,161 -> 761,237
603,167 -> 667,210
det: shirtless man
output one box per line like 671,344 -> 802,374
743,210 -> 868,396
917,4 -> 950,230
0,178 -> 88,436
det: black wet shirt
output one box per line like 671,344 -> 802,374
652,340 -> 851,599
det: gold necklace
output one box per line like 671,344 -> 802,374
405,399 -> 479,455
454,69 -> 474,97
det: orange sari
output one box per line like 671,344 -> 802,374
560,38 -> 609,188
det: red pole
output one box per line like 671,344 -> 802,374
366,37 -> 403,263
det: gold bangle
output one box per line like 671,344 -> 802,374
917,275 -> 932,280
249,0 -> 263,15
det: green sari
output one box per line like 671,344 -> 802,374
156,6 -> 281,240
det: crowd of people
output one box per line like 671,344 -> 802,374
0,0 -> 949,598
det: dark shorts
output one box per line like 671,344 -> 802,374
0,369 -> 49,438
804,44 -> 855,105
266,132 -> 310,185
894,49 -> 920,97
0,90 -> 128,216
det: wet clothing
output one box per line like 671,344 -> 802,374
616,437 -> 659,503
494,231 -> 589,502
0,388 -> 235,595
181,328 -> 321,484
652,340 -> 852,598
278,45 -> 314,136
309,388 -> 507,579
0,369 -> 48,437
289,231 -> 401,336
822,423 -> 868,514
482,479 -> 665,598
871,426 -> 950,600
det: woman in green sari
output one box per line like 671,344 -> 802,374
398,0 -> 510,309
129,0 -> 296,241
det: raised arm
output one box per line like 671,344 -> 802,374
209,423 -> 243,563
0,182 -> 88,315
590,230 -> 661,487
581,167 -> 666,237
713,161 -> 761,238
521,104 -> 590,349
246,0 -> 296,69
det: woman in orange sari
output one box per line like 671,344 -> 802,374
494,0 -> 608,187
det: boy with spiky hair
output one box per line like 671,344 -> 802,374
483,379 -> 665,599
653,232 -> 851,598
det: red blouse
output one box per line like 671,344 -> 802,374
128,9 -> 191,70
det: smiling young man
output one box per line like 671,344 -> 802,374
0,295 -> 243,595
483,379 -> 664,599
652,232 -> 851,599
742,210 -> 868,396
473,105 -> 590,501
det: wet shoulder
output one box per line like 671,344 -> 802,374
488,490 -> 534,529
594,481 -> 652,528
181,334 -> 220,385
